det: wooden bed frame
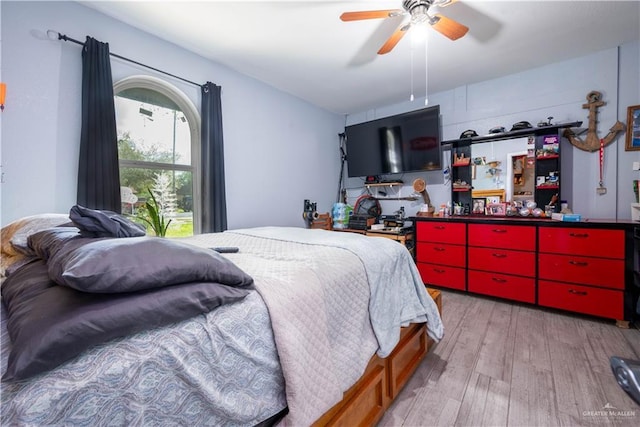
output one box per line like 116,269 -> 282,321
313,289 -> 442,426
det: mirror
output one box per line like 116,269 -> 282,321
470,136 -> 535,203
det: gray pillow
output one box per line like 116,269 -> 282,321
27,227 -> 91,262
69,204 -> 146,237
47,236 -> 254,293
2,259 -> 253,381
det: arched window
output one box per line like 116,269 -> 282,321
114,76 -> 201,236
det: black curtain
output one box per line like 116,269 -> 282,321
77,37 -> 121,212
201,82 -> 227,232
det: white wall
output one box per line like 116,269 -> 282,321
346,42 -> 640,220
0,1 -> 344,228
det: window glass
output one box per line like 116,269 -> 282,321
116,92 -> 191,165
115,86 -> 195,237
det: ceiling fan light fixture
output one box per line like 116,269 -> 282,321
409,4 -> 430,25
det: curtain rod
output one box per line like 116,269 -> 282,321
52,31 -> 203,89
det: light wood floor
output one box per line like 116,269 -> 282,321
379,289 -> 640,427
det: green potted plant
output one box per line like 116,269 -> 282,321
138,189 -> 172,237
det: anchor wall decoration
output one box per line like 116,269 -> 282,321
563,90 -> 625,152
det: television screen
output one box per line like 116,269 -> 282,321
345,105 -> 442,178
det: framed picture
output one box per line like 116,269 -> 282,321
626,104 -> 640,151
487,202 -> 506,216
472,198 -> 485,215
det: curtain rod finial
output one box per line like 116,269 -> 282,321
46,30 -> 60,41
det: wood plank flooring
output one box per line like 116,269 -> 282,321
379,290 -> 640,427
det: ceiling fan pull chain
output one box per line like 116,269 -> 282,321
410,46 -> 415,101
424,33 -> 429,105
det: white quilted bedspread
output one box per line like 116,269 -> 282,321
184,227 -> 444,426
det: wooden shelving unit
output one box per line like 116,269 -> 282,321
364,181 -> 404,188
365,181 -> 419,201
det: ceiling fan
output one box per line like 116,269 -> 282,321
340,0 -> 469,55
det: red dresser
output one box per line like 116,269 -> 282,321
413,217 -> 634,324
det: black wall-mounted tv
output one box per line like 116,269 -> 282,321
345,105 -> 442,178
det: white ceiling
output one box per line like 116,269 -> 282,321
81,0 -> 640,114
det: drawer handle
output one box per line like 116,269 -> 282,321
433,247 -> 446,252
569,233 -> 589,238
568,289 -> 588,296
492,253 -> 507,258
568,260 -> 589,267
434,226 -> 445,230
492,277 -> 507,283
433,268 -> 446,274
492,229 -> 508,233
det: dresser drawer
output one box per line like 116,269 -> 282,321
468,247 -> 535,277
416,221 -> 466,245
538,227 -> 624,259
538,280 -> 623,320
468,224 -> 536,251
538,253 -> 624,290
467,270 -> 535,303
417,262 -> 466,291
416,242 -> 466,267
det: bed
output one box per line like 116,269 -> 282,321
1,213 -> 443,426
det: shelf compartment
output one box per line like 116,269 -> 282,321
365,182 -> 404,188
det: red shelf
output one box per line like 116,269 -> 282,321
453,188 -> 471,192
536,185 -> 559,190
536,154 -> 559,160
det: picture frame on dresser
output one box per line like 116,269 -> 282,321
472,198 -> 486,215
487,202 -> 506,216
626,104 -> 640,151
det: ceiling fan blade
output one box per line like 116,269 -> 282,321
378,24 -> 410,55
340,10 -> 401,21
432,0 -> 459,7
430,13 -> 468,40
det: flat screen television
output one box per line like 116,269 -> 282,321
345,105 -> 442,178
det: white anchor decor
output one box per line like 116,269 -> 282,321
563,90 -> 625,152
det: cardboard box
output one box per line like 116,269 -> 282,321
551,213 -> 564,221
